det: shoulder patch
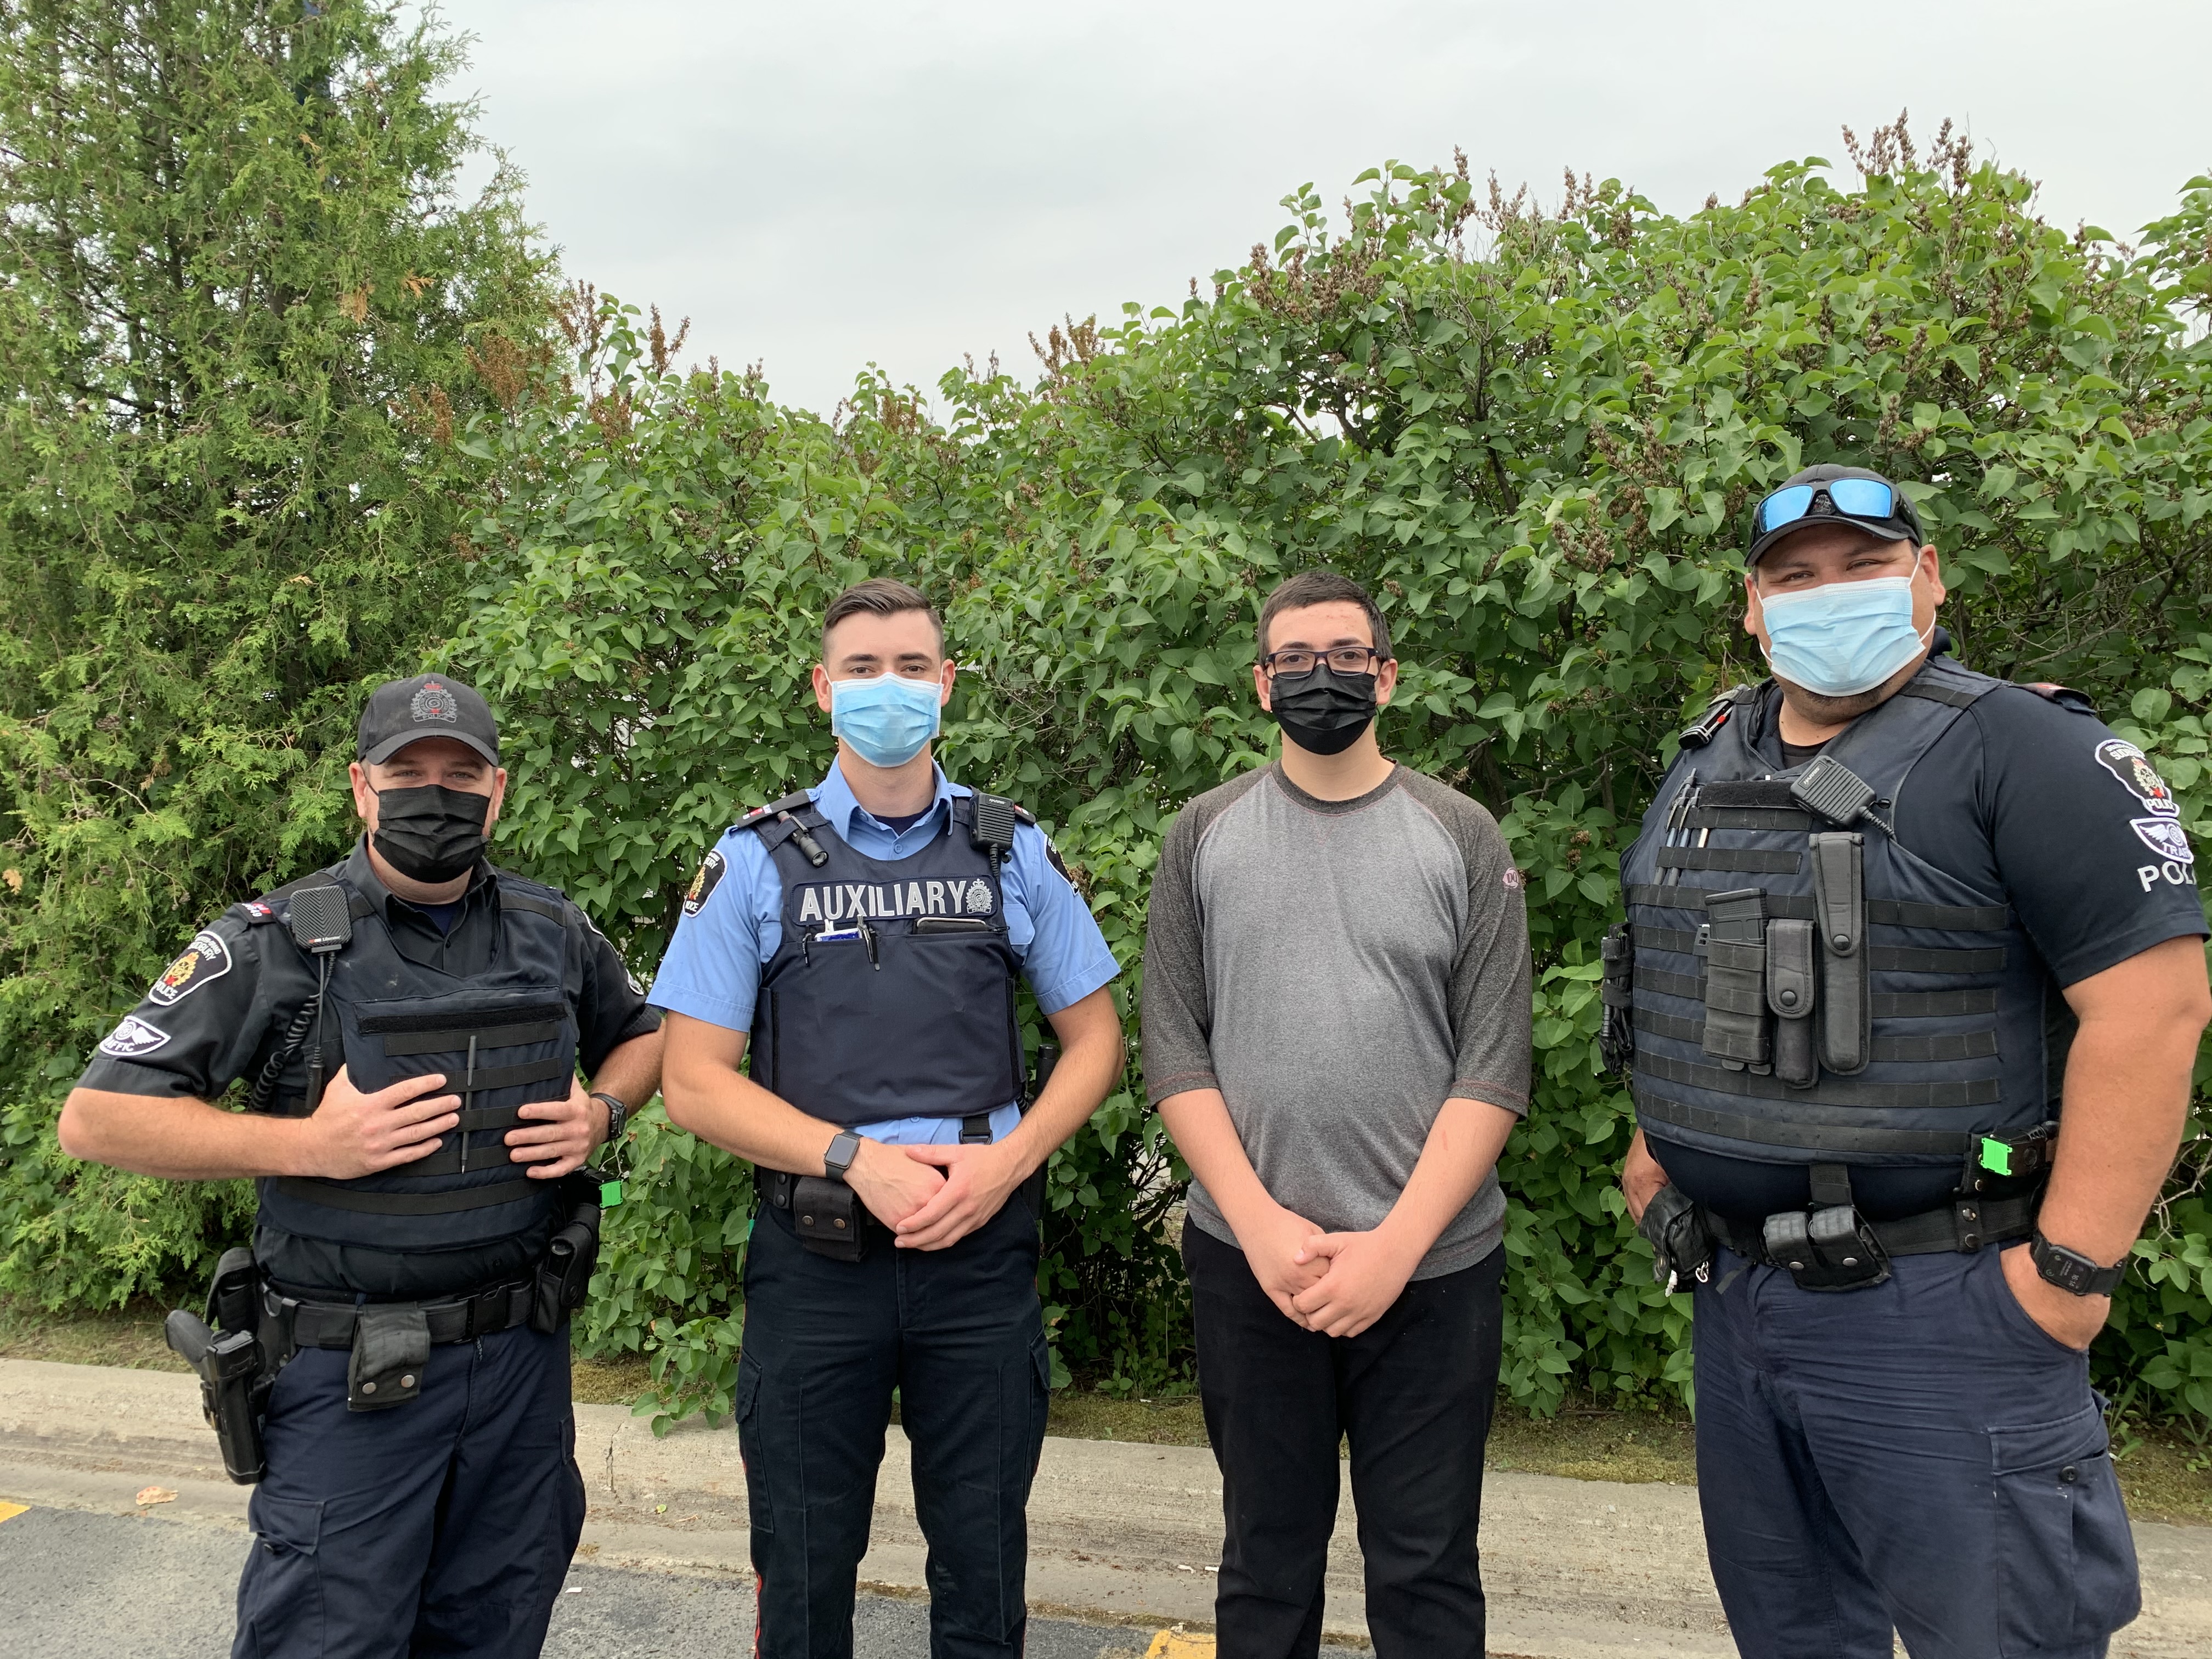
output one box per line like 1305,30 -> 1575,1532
684,849 -> 728,916
99,1015 -> 173,1059
148,929 -> 233,1007
2092,738 -> 2179,820
2131,818 -> 2194,866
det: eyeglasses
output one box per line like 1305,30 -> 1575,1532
1753,478 -> 1903,537
1261,646 -> 1384,676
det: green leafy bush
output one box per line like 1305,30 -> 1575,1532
455,118 -> 2211,1423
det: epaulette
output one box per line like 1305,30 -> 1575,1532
2022,682 -> 2099,716
738,791 -> 815,828
235,864 -> 356,925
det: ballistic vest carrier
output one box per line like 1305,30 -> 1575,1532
1608,655 -> 2086,1177
245,866 -> 582,1288
746,791 -> 1025,1127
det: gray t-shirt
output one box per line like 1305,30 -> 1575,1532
1139,761 -> 1532,1279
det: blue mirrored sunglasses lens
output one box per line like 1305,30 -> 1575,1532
1757,485 -> 1815,533
1825,478 -> 1897,519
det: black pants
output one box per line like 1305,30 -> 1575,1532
738,1190 -> 1052,1659
233,1322 -> 585,1659
1184,1221 -> 1504,1659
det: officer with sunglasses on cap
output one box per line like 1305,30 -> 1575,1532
58,674 -> 664,1658
1604,464 -> 2208,1657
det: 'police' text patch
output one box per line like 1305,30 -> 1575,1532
148,929 -> 232,1007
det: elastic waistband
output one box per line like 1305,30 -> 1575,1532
272,1279 -> 536,1350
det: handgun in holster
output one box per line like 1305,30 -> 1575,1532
531,1167 -> 607,1333
164,1245 -> 274,1485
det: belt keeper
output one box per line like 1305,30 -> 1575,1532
1954,1199 -> 1983,1252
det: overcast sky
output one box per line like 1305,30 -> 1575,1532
433,1 -> 2212,417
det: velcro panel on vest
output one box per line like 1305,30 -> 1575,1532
1626,886 -> 2012,933
1635,1006 -> 1997,1063
1812,834 -> 1870,1075
1656,847 -> 1803,874
1633,1087 -> 1979,1158
1701,890 -> 1769,1069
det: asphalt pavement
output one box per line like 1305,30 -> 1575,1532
0,1502 -> 1278,1659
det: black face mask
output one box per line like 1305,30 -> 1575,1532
371,785 -> 491,883
1268,664 -> 1379,757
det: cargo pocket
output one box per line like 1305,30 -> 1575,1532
1990,1402 -> 2140,1655
736,1356 -> 772,1537
238,1493 -> 324,1658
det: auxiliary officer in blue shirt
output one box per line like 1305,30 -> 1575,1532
652,577 -> 1125,1659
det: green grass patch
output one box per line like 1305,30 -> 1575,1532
7,1300 -> 2204,1524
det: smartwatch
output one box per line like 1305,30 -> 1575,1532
2028,1232 -> 2125,1297
589,1092 -> 629,1147
823,1130 -> 863,1182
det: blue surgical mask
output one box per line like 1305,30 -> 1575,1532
1756,575 -> 1933,697
830,673 -> 942,768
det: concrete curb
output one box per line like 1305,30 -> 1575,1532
2,1357 -> 2205,1657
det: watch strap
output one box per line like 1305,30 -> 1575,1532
589,1092 -> 629,1145
2029,1232 -> 2125,1297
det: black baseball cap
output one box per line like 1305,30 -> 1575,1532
357,674 -> 500,766
1745,463 -> 1925,567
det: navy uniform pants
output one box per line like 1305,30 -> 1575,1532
1692,1245 -> 2140,1659
233,1322 -> 585,1659
1185,1222 -> 1504,1659
738,1189 -> 1051,1659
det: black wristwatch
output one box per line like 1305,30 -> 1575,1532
2029,1232 -> 2125,1297
589,1092 -> 629,1147
823,1130 -> 862,1182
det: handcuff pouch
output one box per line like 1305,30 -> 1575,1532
348,1306 -> 431,1411
792,1175 -> 869,1262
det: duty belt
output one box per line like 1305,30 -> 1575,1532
269,1278 -> 537,1351
1702,1190 -> 2040,1266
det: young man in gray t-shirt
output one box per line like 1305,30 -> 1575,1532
1142,571 -> 1532,1659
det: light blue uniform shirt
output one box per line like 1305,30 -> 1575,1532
650,761 -> 1120,1144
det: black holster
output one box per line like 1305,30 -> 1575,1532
164,1245 -> 275,1483
1637,1182 -> 1716,1292
531,1170 -> 606,1333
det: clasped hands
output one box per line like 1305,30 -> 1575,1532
1248,1202 -> 1418,1340
844,1137 -> 1025,1251
298,1066 -> 604,1180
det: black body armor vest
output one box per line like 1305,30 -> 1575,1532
246,866 -> 583,1297
1612,656 -> 2068,1178
747,793 -> 1025,1128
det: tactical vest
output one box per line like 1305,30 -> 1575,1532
245,865 -> 582,1294
746,792 -> 1025,1127
1610,656 -> 2073,1180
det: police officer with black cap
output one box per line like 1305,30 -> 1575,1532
1604,464 -> 2210,1657
59,673 -> 663,1658
653,578 -> 1125,1659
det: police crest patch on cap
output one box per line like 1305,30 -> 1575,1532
2094,738 -> 2178,819
410,680 -> 461,725
148,929 -> 232,1007
99,1015 -> 173,1058
2132,817 -> 2194,866
684,849 -> 727,917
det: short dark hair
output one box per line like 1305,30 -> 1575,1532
1257,570 -> 1392,661
821,577 -> 943,655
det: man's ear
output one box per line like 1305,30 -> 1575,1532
938,655 -> 957,706
1252,663 -> 1273,713
1742,573 -> 1765,639
811,662 -> 833,714
1375,657 -> 1399,708
348,760 -> 375,827
1917,543 -> 1947,607
484,767 -> 509,832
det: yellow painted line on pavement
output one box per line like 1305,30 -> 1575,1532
0,1500 -> 29,1524
1145,1633 -> 1215,1658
